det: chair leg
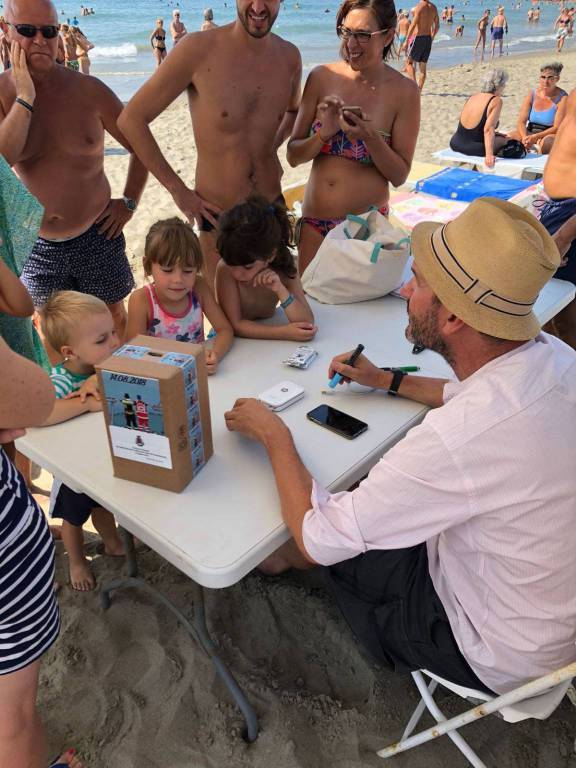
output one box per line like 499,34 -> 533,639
411,673 -> 488,768
402,673 -> 438,739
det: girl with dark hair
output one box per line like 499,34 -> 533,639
287,0 -> 420,273
216,197 -> 316,341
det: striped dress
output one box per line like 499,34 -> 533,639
0,447 -> 60,675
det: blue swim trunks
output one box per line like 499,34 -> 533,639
21,221 -> 135,308
491,26 -> 504,40
539,197 -> 576,285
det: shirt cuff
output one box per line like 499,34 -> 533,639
302,480 -> 367,566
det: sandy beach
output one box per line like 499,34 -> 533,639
38,50 -> 576,767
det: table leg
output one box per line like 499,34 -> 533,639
100,527 -> 259,742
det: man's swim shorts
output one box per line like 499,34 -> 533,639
539,197 -> 576,285
408,35 -> 433,63
491,26 -> 504,40
22,221 -> 135,308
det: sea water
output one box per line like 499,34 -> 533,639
52,0 -> 567,100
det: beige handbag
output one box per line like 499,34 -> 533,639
302,208 -> 410,304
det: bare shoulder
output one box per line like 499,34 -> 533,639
389,67 -> 419,99
128,286 -> 149,309
272,34 -> 302,65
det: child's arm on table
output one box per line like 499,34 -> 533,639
194,276 -> 233,374
216,264 -> 317,342
42,393 -> 102,426
125,288 -> 150,341
0,259 -> 34,317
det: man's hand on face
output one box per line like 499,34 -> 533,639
224,398 -> 287,445
10,41 -> 36,104
96,198 -> 134,239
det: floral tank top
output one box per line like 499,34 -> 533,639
145,284 -> 205,343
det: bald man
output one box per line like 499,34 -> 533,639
0,0 -> 148,338
541,89 -> 576,349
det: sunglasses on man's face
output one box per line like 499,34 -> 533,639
7,22 -> 60,39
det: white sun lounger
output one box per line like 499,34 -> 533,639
433,148 -> 548,179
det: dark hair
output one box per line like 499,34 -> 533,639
336,0 -> 397,61
217,196 -> 297,279
143,217 -> 204,276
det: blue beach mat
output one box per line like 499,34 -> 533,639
415,167 -> 533,202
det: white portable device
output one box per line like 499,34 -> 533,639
258,381 -> 305,412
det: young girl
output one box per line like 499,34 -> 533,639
126,217 -> 233,373
216,197 -> 316,341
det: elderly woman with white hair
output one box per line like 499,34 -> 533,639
450,69 -> 508,168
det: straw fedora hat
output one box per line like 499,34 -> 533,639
410,197 -> 561,341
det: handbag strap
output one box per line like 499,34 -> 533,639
369,236 -> 411,264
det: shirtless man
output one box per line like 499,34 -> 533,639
119,0 -> 301,288
0,0 -> 148,338
474,9 -> 490,62
490,6 -> 507,59
402,0 -> 439,91
541,89 -> 576,349
201,8 -> 218,31
170,9 -> 187,44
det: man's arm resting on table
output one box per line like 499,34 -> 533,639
263,425 -> 318,563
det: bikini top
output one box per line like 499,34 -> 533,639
145,283 -> 204,343
154,31 -> 166,41
528,89 -> 567,127
311,120 -> 391,167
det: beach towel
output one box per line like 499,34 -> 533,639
0,156 -> 50,370
416,167 -> 533,202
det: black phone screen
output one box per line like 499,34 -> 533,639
307,404 -> 368,440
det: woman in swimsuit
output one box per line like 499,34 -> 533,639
72,26 -> 94,75
509,62 -> 568,154
287,0 -> 420,273
150,19 -> 167,68
450,69 -> 508,168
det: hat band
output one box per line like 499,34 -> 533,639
430,226 -> 537,318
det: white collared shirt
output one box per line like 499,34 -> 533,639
303,334 -> 576,693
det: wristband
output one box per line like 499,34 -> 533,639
387,369 -> 406,397
15,97 -> 34,113
280,293 -> 295,310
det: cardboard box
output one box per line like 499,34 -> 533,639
96,335 -> 213,492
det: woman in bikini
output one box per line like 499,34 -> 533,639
509,62 -> 568,154
287,0 -> 420,273
150,18 -> 167,68
72,26 -> 94,75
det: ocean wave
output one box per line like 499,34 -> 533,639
508,33 -> 556,46
91,70 -> 151,76
435,33 -> 452,42
90,43 -> 138,59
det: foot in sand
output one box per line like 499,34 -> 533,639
69,558 -> 96,592
50,747 -> 83,767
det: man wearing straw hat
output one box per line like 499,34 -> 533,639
225,197 -> 576,695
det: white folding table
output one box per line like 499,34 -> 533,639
16,280 -> 575,740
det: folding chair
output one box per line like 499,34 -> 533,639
377,661 -> 576,768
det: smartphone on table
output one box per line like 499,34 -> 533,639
307,404 -> 368,440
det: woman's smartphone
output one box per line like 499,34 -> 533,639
342,106 -> 363,116
307,404 -> 368,440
